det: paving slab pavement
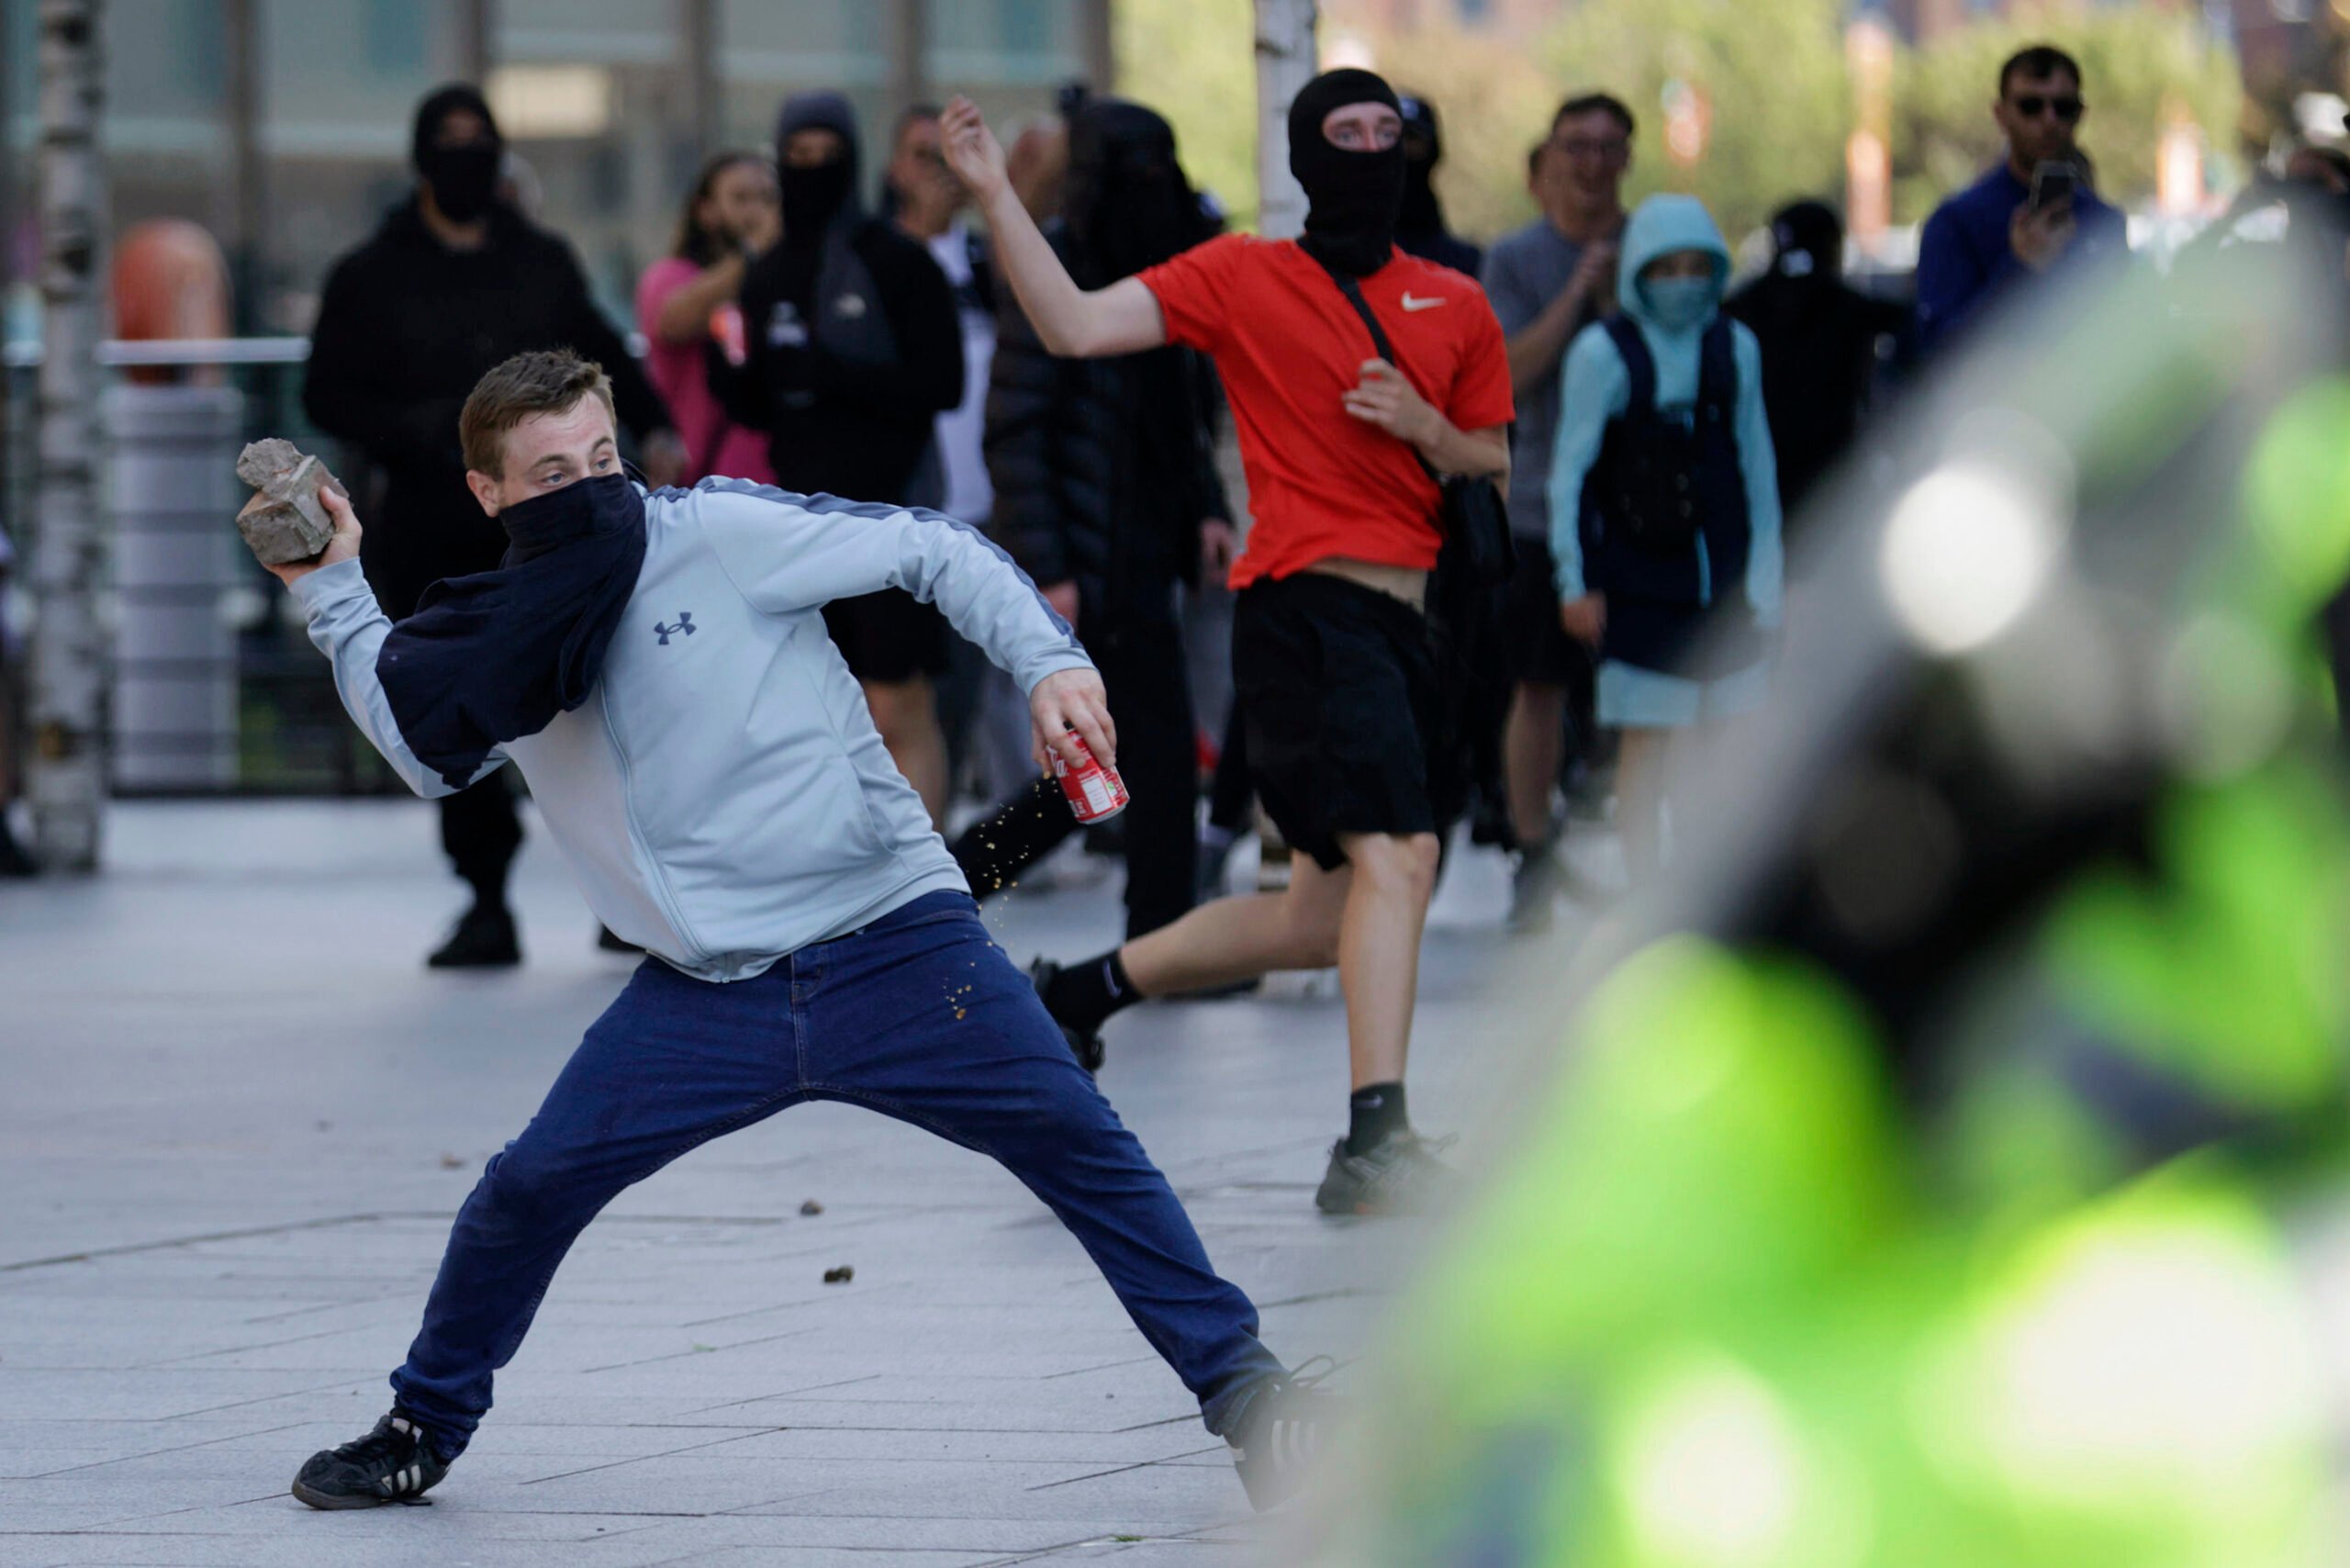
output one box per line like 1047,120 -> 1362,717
0,800 -> 1557,1566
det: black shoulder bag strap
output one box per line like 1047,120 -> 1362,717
1604,314 -> 1657,416
1320,269 -> 1427,468
1697,318 -> 1738,424
1315,263 -> 1516,586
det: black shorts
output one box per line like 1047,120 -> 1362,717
823,589 -> 950,683
1503,535 -> 1586,687
1232,573 -> 1440,871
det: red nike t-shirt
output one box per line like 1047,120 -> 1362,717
1138,233 -> 1515,589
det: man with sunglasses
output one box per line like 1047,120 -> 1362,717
1916,44 -> 2125,356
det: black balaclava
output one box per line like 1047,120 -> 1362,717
775,91 -> 863,249
1065,98 -> 1212,284
1288,67 -> 1404,276
1395,92 -> 1445,240
1768,199 -> 1843,286
411,84 -> 503,225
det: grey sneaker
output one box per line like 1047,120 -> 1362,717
291,1411 -> 449,1509
1313,1132 -> 1457,1216
1506,846 -> 1561,935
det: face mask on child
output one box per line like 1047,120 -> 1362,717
1643,275 -> 1716,331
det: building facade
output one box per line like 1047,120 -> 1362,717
0,0 -> 1109,338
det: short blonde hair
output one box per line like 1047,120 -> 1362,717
458,349 -> 617,477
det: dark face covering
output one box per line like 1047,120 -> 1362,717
411,84 -> 504,225
376,471 -> 648,790
1767,199 -> 1843,289
1066,99 -> 1212,283
1288,68 -> 1405,276
775,91 -> 865,250
779,156 -> 855,242
1396,94 -> 1445,239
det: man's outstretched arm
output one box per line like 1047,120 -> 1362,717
698,486 -> 1116,771
941,96 -> 1166,360
269,487 -> 503,800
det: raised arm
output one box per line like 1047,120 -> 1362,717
697,485 -> 1115,767
941,96 -> 1166,359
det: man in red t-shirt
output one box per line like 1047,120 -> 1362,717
945,70 -> 1513,1215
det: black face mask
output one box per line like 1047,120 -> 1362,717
1288,69 -> 1405,277
498,470 -> 643,564
377,472 -> 648,791
779,157 -> 854,246
1067,101 -> 1208,283
1089,173 -> 1206,282
420,141 -> 501,224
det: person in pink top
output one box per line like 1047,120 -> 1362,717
634,151 -> 781,484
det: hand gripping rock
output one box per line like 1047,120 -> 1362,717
234,438 -> 347,566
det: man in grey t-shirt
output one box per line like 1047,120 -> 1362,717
1481,92 -> 1630,933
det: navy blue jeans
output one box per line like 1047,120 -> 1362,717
389,890 -> 1284,1458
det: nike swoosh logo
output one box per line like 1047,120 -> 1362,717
1400,293 -> 1446,311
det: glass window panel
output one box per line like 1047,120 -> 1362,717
718,0 -> 889,154
924,0 -> 1082,89
498,0 -> 680,65
258,0 -> 469,332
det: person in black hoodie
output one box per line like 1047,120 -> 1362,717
1394,92 -> 1482,278
304,84 -> 680,969
716,91 -> 964,824
948,98 -> 1230,939
1724,200 -> 1907,532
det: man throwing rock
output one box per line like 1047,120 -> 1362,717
274,349 -> 1328,1513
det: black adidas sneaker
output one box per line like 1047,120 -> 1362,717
1027,957 -> 1106,1074
1228,1359 -> 1343,1510
290,1411 -> 449,1509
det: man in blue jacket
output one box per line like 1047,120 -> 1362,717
1915,44 -> 2126,357
270,350 -> 1330,1515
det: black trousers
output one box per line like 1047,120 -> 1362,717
441,771 -> 522,906
1207,700 -> 1253,834
952,614 -> 1198,940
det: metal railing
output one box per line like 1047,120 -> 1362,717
3,338 -> 403,796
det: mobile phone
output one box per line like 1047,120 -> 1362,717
2030,161 -> 2077,213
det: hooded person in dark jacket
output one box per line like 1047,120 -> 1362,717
717,91 -> 965,824
1395,92 -> 1482,278
1725,200 -> 1907,527
304,84 -> 681,969
948,98 -> 1231,939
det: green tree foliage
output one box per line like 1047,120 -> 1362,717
1533,0 -> 1852,244
1112,0 -> 1262,228
1111,0 -> 2242,249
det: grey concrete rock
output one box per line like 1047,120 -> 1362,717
233,438 -> 344,566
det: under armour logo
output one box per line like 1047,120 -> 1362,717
654,611 -> 696,645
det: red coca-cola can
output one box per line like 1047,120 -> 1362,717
1052,731 -> 1128,823
711,302 -> 748,366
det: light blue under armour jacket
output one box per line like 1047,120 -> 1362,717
293,478 -> 1094,981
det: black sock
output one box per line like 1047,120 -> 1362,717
1045,949 -> 1142,1035
1347,1081 -> 1408,1156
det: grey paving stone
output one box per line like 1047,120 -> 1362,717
0,801 -> 1529,1568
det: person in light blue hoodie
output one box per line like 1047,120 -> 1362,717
265,350 -> 1328,1515
1549,193 -> 1783,881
